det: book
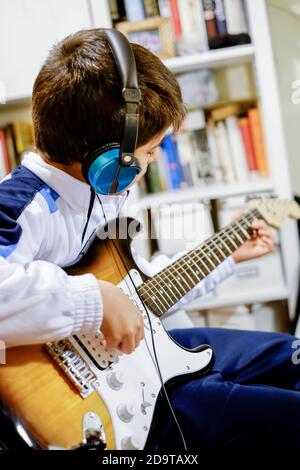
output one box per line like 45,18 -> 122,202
193,128 -> 214,182
206,122 -> 223,182
169,0 -> 182,39
3,124 -> 18,168
144,0 -> 160,17
225,115 -> 248,182
215,0 -> 227,35
108,0 -> 120,22
0,128 -> 10,178
248,107 -> 269,176
214,120 -> 236,183
12,121 -> 34,157
123,0 -> 146,21
202,0 -> 218,40
223,0 -> 247,34
177,0 -> 208,53
144,160 -> 162,193
161,135 -> 184,190
238,116 -> 258,172
158,0 -> 171,18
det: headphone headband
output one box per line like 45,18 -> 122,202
104,29 -> 141,164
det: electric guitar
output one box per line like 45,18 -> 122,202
0,198 -> 299,450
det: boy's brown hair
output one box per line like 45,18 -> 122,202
32,29 -> 186,165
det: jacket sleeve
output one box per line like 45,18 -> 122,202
131,247 -> 236,313
0,201 -> 102,348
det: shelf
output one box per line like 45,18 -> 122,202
135,178 -> 274,209
163,44 -> 255,74
184,286 -> 289,311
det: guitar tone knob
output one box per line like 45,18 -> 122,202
107,371 -> 125,390
117,403 -> 137,423
121,435 -> 141,450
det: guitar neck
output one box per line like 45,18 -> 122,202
137,208 -> 262,317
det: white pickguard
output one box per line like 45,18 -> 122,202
63,270 -> 213,450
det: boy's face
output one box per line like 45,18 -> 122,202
131,130 -> 167,188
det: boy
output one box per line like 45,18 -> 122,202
0,29 -> 299,449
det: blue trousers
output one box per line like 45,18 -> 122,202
147,328 -> 300,450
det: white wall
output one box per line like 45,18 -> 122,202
267,0 -> 300,196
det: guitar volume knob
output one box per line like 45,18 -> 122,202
117,403 -> 137,423
107,371 -> 125,390
121,435 -> 141,450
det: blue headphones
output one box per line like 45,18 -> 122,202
81,29 -> 142,195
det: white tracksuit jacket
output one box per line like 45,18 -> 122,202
0,151 -> 235,347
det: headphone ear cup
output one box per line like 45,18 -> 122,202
82,144 -> 141,195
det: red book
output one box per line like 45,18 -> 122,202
0,128 -> 11,174
238,117 -> 257,172
169,0 -> 182,38
202,0 -> 218,39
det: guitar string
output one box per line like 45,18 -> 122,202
137,209 -> 260,313
96,194 -> 188,451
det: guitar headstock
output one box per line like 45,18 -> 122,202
247,197 -> 300,228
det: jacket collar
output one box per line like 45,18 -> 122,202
22,151 -> 127,213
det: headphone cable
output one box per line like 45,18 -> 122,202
96,194 -> 188,451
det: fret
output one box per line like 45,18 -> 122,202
215,233 -> 232,256
183,256 -> 203,283
199,248 -> 217,270
222,229 -> 238,249
165,266 -> 188,296
150,281 -> 172,311
205,239 -> 223,263
140,279 -> 170,312
209,237 -> 227,261
184,256 -> 205,281
151,273 -> 177,307
229,224 -> 245,244
157,272 -> 181,304
192,250 -> 211,276
142,290 -> 164,317
171,265 -> 192,292
164,278 -> 184,300
177,262 -> 198,288
237,219 -> 252,238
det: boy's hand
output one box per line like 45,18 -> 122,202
98,280 -> 144,355
231,210 -> 275,263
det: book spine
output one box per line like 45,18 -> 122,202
169,0 -> 182,38
108,0 -> 120,21
238,117 -> 257,172
0,128 -> 11,174
225,116 -> 248,183
123,0 -> 146,21
223,0 -> 247,34
248,107 -> 269,176
144,0 -> 160,16
214,0 -> 227,35
161,135 -> 182,189
177,0 -> 208,51
202,0 -> 218,40
158,0 -> 171,17
146,161 -> 162,193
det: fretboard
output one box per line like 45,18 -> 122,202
137,208 -> 262,317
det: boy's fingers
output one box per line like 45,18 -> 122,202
119,335 -> 135,355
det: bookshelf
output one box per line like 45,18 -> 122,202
164,43 -> 254,73
0,0 -> 299,325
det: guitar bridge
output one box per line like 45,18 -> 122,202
45,339 -> 97,398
